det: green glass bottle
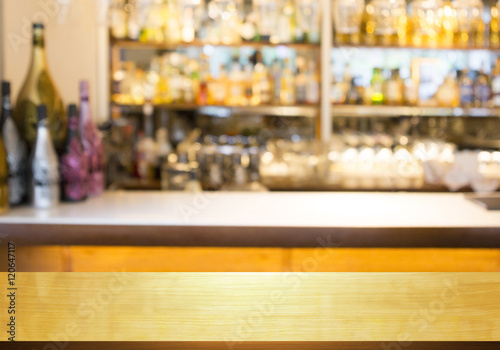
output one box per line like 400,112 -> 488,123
14,23 -> 66,153
0,132 -> 9,214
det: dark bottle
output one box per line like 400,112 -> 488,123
0,123 -> 8,214
31,105 -> 60,209
475,69 -> 491,108
1,81 -> 28,205
60,104 -> 87,202
14,23 -> 66,153
458,69 -> 475,108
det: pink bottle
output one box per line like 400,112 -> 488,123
79,81 -> 105,197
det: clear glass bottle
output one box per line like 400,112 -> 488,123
1,82 -> 28,206
280,58 -> 296,105
31,105 -> 60,209
296,0 -> 321,43
305,61 -> 320,104
270,59 -> 282,104
60,104 -> 87,202
14,23 -> 66,153
277,0 -> 296,43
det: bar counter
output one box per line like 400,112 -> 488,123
1,191 -> 499,248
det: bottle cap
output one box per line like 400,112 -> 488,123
68,104 -> 78,117
1,81 -> 10,96
33,23 -> 44,29
80,81 -> 89,99
37,105 -> 47,123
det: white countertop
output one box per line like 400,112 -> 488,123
1,191 -> 499,247
0,191 -> 497,227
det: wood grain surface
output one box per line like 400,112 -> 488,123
1,342 -> 499,350
1,273 -> 499,341
11,246 -> 500,272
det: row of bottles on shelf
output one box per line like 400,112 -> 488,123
331,58 -> 500,108
0,23 -> 106,213
0,80 -> 106,213
334,0 -> 500,48
109,0 -> 320,45
133,101 -> 268,191
113,51 -> 320,106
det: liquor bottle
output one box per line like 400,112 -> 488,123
280,58 -> 296,105
208,65 -> 228,105
14,23 -> 66,153
197,59 -> 210,105
60,104 -> 87,202
436,73 -> 459,107
441,1 -> 455,47
252,52 -> 271,105
458,69 -> 475,107
346,78 -> 363,105
474,69 -> 491,108
109,0 -> 127,39
227,56 -> 246,106
371,68 -> 385,105
136,99 -> 157,181
277,0 -> 295,43
184,165 -> 203,193
384,69 -> 403,105
31,105 -> 60,209
0,127 -> 8,214
295,66 -> 307,105
491,58 -> 500,106
305,61 -> 320,104
80,81 -> 105,197
1,82 -> 28,205
491,3 -> 500,48
270,60 -> 282,104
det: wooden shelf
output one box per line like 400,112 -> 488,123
333,43 -> 496,52
332,105 -> 500,118
115,103 -> 319,118
111,39 -> 321,51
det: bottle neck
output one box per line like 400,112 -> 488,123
1,94 -> 11,127
67,115 -> 81,142
31,28 -> 47,68
35,122 -> 51,152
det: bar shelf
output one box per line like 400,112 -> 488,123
331,105 -> 500,118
